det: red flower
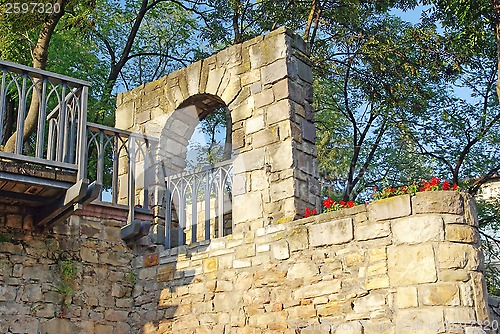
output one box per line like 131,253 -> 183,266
346,201 -> 355,208
453,184 -> 459,190
323,198 -> 335,209
340,200 -> 346,206
442,180 -> 450,190
305,208 -> 317,218
431,177 -> 440,186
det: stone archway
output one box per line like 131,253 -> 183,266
159,94 -> 230,174
115,27 -> 319,236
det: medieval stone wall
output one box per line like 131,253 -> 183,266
0,192 -> 496,333
0,203 -> 151,334
130,191 -> 494,333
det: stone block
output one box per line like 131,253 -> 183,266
233,147 -> 266,173
352,292 -> 387,315
301,119 -> 316,143
368,247 -> 387,262
471,272 -> 491,322
261,58 -> 288,85
221,75 -> 242,104
157,265 -> 175,282
232,192 -> 263,224
355,222 -> 390,241
392,215 -> 444,244
367,261 -> 387,276
272,240 -> 290,260
233,173 -> 247,196
412,191 -> 464,215
249,33 -> 287,69
445,224 -> 478,243
266,99 -> 291,124
365,276 -> 390,290
419,283 -> 460,306
397,286 -> 418,308
0,285 -> 16,302
287,262 -> 319,280
295,58 -> 313,83
437,243 -> 481,270
254,88 -> 275,109
270,178 -> 294,202
115,101 -> 135,130
443,307 -> 476,324
395,309 -> 444,333
344,251 -> 365,267
272,78 -> 289,101
41,318 -> 77,334
186,60 -> 202,96
294,279 -> 341,299
267,141 -> 294,172
252,126 -> 280,148
245,115 -> 265,134
288,226 -> 309,251
367,195 -> 411,221
144,252 -> 159,267
440,269 -> 470,282
309,218 -> 354,247
387,244 -> 437,286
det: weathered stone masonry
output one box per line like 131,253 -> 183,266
0,204 -> 151,334
0,191 -> 494,333
131,191 -> 493,333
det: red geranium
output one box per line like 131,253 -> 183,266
304,207 -> 317,218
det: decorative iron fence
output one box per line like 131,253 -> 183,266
0,60 -> 90,179
165,160 -> 233,248
86,123 -> 159,221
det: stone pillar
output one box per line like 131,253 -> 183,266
230,28 -> 319,232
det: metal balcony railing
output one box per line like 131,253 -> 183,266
165,160 -> 233,248
0,60 -> 89,179
86,123 -> 159,221
0,60 -> 235,238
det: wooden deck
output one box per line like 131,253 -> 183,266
0,160 -> 77,208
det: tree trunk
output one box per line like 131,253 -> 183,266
232,0 -> 243,44
1,94 -> 15,146
3,0 -> 66,153
493,0 -> 500,101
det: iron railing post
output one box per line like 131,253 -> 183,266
128,136 -> 136,223
77,86 -> 88,180
14,74 -> 27,155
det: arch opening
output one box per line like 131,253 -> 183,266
163,94 -> 233,248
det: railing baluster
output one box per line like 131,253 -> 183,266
56,84 -> 66,162
178,179 -> 186,246
205,170 -> 211,241
96,130 -> 105,201
0,70 -> 7,143
191,174 -> 198,244
112,134 -> 120,204
35,79 -> 47,158
14,74 -> 27,155
217,167 -> 224,238
128,136 -> 136,223
165,182 -> 172,249
143,139 -> 149,210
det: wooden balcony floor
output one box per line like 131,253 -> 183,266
0,160 -> 77,208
